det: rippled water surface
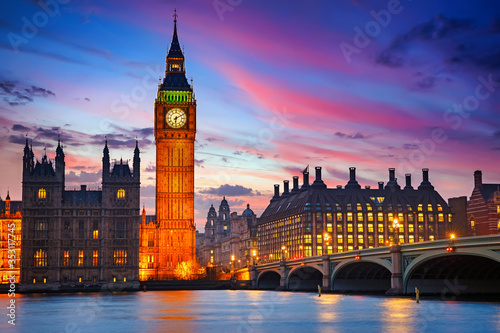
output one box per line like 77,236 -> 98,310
1,290 -> 500,332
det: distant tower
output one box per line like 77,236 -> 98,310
154,11 -> 196,279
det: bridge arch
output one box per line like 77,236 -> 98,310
256,269 -> 281,290
331,259 -> 392,293
404,251 -> 500,294
287,264 -> 323,291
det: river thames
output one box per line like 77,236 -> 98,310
1,290 -> 500,332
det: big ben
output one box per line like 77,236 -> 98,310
154,12 -> 196,279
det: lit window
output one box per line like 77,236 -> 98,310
78,250 -> 84,266
408,224 -> 414,233
33,278 -> 36,283
418,213 -> 424,222
38,188 -> 46,199
418,204 -> 423,211
438,204 -> 443,212
427,204 -> 433,212
337,235 -> 343,244
409,235 -> 415,243
316,234 -> 322,244
123,277 -> 127,282
304,234 -> 312,243
438,214 -> 444,222
347,224 -> 353,233
368,213 -> 373,222
388,213 -> 393,221
378,213 -> 384,222
326,223 -> 333,232
63,251 -> 69,266
378,235 -> 384,244
358,235 -> 364,244
34,249 -> 47,267
407,214 -> 414,222
367,204 -> 372,211
348,246 -> 353,251
429,235 -> 435,241
497,220 -> 500,229
357,212 -> 363,221
368,224 -> 374,233
117,189 -> 125,199
336,213 -> 343,221
347,212 -> 353,221
428,215 -> 434,222
326,213 -> 333,221
114,250 -> 127,265
93,230 -> 99,239
304,246 -> 312,257
43,278 -> 47,284
337,246 -> 343,253
316,246 -> 323,256
378,224 -> 384,233
172,64 -> 179,69
78,277 -> 82,283
347,235 -> 353,244
93,250 -> 98,266
337,224 -> 343,233
357,203 -> 362,211
113,276 -> 117,282
357,224 -> 363,233
224,225 -> 228,231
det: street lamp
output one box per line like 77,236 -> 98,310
299,245 -> 303,258
281,245 -> 287,261
324,233 -> 330,254
251,249 -> 257,266
392,219 -> 400,245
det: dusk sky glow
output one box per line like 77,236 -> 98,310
1,0 -> 500,229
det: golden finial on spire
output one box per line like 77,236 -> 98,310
173,9 -> 178,24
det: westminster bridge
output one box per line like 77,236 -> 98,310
250,235 -> 500,295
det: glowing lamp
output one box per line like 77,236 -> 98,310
355,255 -> 361,260
446,246 -> 454,252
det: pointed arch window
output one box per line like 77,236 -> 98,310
34,249 -> 47,267
117,189 -> 125,199
38,188 -> 46,199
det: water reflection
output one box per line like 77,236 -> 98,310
2,291 -> 500,332
380,298 -> 417,333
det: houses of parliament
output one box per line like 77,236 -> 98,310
0,15 -> 196,290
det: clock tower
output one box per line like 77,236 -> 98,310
154,12 -> 196,279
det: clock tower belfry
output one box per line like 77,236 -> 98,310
154,12 -> 196,280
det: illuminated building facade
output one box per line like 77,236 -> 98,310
257,167 -> 452,262
139,208 -> 159,281
0,192 -> 21,284
198,198 -> 257,271
20,139 -> 140,291
153,14 -> 196,279
467,170 -> 500,236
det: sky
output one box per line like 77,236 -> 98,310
1,0 -> 500,230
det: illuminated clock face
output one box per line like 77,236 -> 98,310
166,108 -> 187,128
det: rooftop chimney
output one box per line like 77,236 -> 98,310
404,173 -> 413,190
378,181 -> 384,190
291,176 -> 300,193
81,185 -> 87,192
282,180 -> 290,197
385,168 -> 400,190
271,184 -> 280,203
474,170 -> 482,189
312,166 -> 327,189
418,168 -> 434,190
345,167 -> 361,189
301,170 -> 310,191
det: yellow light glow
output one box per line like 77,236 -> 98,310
450,234 -> 456,239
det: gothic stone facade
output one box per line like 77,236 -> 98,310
0,192 -> 21,284
198,198 -> 257,272
20,139 -> 140,291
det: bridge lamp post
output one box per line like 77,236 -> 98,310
324,233 -> 330,254
392,219 -> 400,245
299,245 -> 303,258
281,245 -> 287,261
251,249 -> 257,266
